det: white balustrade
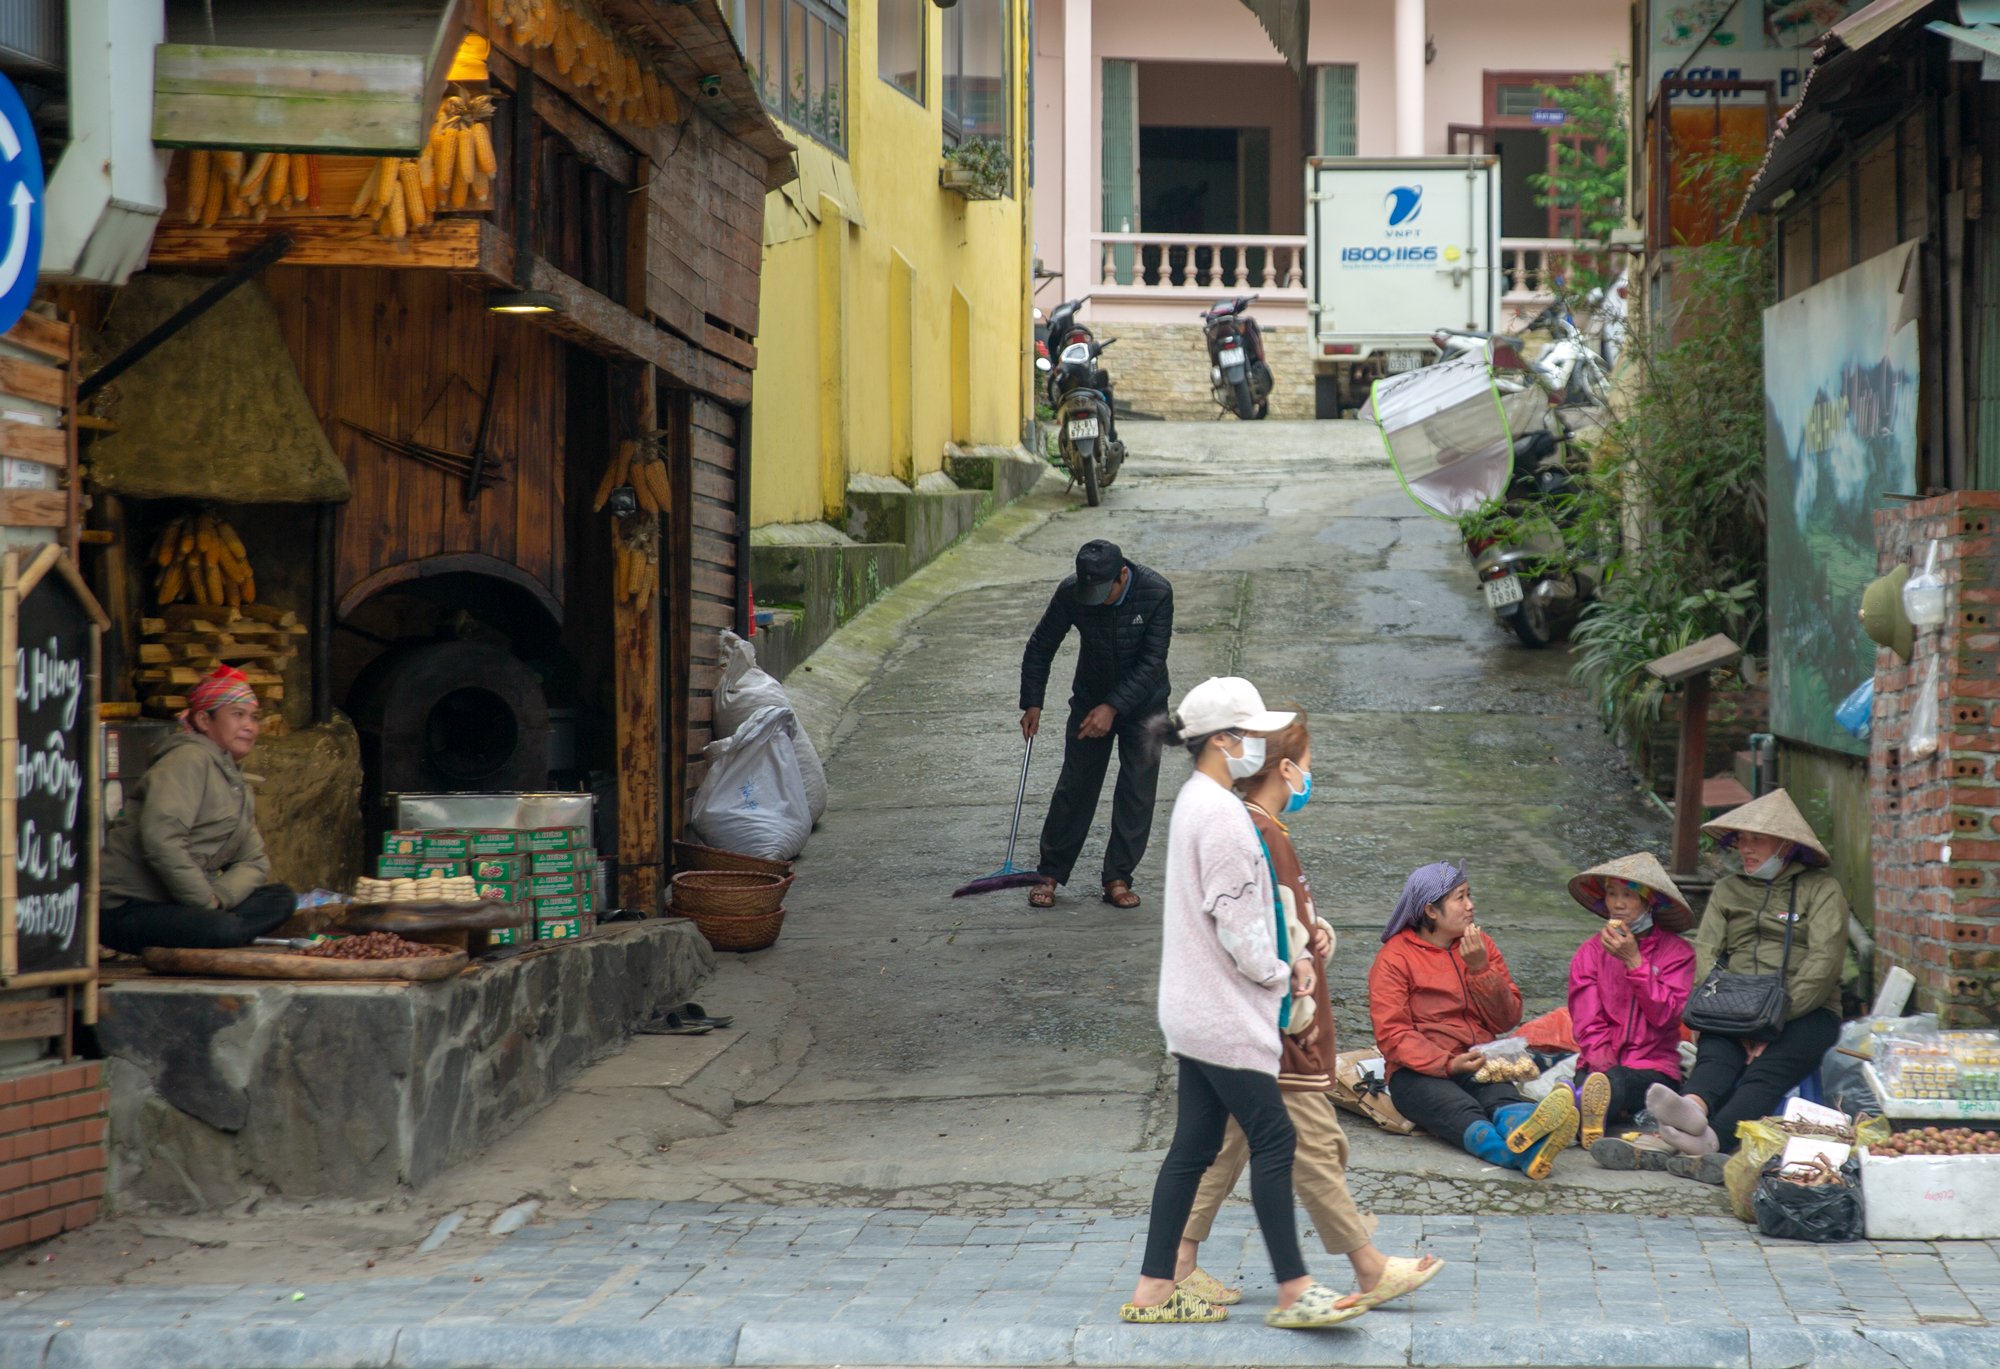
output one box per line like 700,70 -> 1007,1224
1498,238 -> 1635,309
1091,233 -> 1309,299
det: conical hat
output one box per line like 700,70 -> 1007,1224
1567,852 -> 1694,933
1700,787 -> 1830,867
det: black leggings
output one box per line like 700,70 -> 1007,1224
1388,1070 -> 1523,1140
1140,1056 -> 1305,1283
1684,1008 -> 1840,1152
100,884 -> 296,955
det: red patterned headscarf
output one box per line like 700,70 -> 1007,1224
181,665 -> 258,730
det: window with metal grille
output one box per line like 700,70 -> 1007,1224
731,0 -> 847,154
1316,65 -> 1357,156
879,0 -> 924,103
1495,84 -> 1550,119
943,0 -> 1009,172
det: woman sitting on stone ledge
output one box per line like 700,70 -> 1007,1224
99,665 -> 295,955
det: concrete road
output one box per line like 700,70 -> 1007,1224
445,417 -> 1720,1219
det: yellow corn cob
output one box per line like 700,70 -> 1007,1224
205,560 -> 225,606
291,151 -> 311,203
455,123 -> 476,190
399,162 -> 428,228
242,574 -> 256,605
473,122 -> 497,176
241,151 -> 273,201
186,151 -> 211,223
157,561 -> 186,605
417,147 -> 437,213
268,153 -> 290,205
350,160 -> 382,217
218,519 -> 247,560
376,157 -> 399,211
387,177 -> 409,237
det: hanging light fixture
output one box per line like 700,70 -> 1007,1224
487,288 -> 563,315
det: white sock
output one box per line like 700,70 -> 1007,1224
1659,1122 -> 1719,1157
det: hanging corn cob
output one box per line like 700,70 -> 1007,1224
591,430 -> 673,517
488,0 -> 679,129
150,512 -> 257,609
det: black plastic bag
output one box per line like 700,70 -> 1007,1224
1751,1157 -> 1864,1243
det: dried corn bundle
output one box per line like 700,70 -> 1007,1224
488,0 -> 678,129
151,512 -> 256,609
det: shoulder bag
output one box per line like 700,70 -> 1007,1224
1682,885 -> 1796,1041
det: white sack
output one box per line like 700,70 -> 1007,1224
715,630 -> 827,824
687,704 -> 812,862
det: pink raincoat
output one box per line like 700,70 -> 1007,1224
1566,926 -> 1695,1079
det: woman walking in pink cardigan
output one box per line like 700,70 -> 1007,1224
1119,678 -> 1358,1330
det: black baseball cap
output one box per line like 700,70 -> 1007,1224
1074,539 -> 1125,605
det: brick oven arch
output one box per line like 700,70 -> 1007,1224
336,553 -> 563,626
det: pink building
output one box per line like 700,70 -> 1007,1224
1034,0 -> 1630,328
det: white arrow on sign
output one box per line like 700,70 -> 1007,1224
0,117 -> 17,163
0,183 -> 33,300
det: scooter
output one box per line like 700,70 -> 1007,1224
1200,295 -> 1272,420
1042,297 -> 1095,407
1039,336 -> 1124,507
1464,409 -> 1604,648
1431,303 -> 1611,412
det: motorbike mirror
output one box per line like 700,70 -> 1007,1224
1035,355 -> 1052,372
1032,307 -> 1045,321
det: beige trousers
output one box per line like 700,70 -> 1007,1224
1182,1092 -> 1378,1256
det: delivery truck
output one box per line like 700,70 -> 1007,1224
1306,155 -> 1502,418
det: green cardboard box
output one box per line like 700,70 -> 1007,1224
527,849 -> 590,874
472,880 -> 518,903
524,870 -> 585,899
420,833 -> 472,859
523,826 -> 589,852
536,916 -> 585,941
486,926 -> 525,947
533,891 -> 596,919
467,829 -> 522,855
469,856 -> 525,882
376,855 -> 427,878
381,831 -> 426,856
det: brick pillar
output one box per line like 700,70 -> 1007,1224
0,1061 -> 108,1248
1872,492 -> 2000,1026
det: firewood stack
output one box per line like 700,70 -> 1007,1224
136,604 -> 305,736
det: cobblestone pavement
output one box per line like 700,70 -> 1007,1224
3,1202 -> 1994,1368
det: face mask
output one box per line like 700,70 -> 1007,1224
1624,910 -> 1655,937
1223,734 -> 1266,780
1284,768 -> 1313,814
1749,850 -> 1789,880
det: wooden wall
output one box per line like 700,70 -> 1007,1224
646,110 -> 765,365
680,395 -> 740,796
263,269 -> 572,612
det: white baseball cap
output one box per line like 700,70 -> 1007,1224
1176,677 -> 1296,736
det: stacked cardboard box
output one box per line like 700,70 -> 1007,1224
376,826 -> 598,941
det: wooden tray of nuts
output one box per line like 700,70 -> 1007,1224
142,937 -> 468,982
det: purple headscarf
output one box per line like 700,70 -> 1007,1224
1381,861 -> 1468,943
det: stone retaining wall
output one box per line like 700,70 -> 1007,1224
98,922 -> 713,1209
1093,323 -> 1318,421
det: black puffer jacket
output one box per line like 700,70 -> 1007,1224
1019,561 -> 1174,718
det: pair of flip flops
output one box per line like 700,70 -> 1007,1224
1180,1255 -> 1443,1316
1121,1280 -> 1364,1328
639,1002 -> 734,1036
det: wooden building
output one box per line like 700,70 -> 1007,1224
65,1 -> 792,909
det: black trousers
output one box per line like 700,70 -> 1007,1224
100,883 -> 296,956
1388,1070 -> 1524,1141
1035,705 -> 1160,887
1684,1008 -> 1841,1152
1595,1065 -> 1678,1124
1141,1056 -> 1305,1283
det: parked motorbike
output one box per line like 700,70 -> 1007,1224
1431,302 -> 1611,412
1038,335 -> 1125,506
1042,297 -> 1095,407
1200,295 -> 1273,420
1368,351 -> 1603,648
1463,409 -> 1603,647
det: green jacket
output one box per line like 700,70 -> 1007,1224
1694,863 -> 1848,1020
101,732 -> 271,910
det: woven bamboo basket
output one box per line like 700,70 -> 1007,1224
669,869 -> 793,916
682,906 -> 787,953
673,840 -> 794,878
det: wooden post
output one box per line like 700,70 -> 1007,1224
1646,634 -> 1742,877
611,360 -> 663,913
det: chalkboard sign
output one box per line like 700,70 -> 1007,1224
0,547 -> 105,983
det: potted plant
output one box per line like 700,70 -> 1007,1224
940,137 -> 1009,200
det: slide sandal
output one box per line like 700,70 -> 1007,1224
1120,1289 -> 1225,1324
683,1002 -> 734,1028
1346,1255 -> 1444,1311
1265,1282 -> 1368,1329
637,1011 -> 713,1036
1177,1267 -> 1241,1306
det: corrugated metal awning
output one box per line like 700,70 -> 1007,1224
1236,0 -> 1308,80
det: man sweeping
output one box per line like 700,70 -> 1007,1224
1019,539 -> 1174,910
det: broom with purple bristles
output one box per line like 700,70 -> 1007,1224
952,734 -> 1045,897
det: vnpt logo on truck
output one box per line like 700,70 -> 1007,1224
1384,185 -> 1423,228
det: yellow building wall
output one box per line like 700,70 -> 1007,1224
747,0 -> 1033,528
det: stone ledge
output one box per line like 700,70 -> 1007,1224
97,922 -> 713,1211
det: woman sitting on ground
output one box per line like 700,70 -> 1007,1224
1622,789 -> 1849,1185
1173,709 -> 1443,1315
1564,853 -> 1697,1150
1367,863 -> 1578,1179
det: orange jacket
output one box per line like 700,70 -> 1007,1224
1367,927 -> 1523,1078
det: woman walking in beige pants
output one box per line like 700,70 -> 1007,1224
1174,710 -> 1443,1313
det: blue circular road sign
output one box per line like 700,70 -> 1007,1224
0,75 -> 44,338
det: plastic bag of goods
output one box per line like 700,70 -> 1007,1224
1751,1155 -> 1864,1243
1821,1013 -> 1938,1116
1725,1112 -> 1890,1222
714,630 -> 827,824
1468,1036 -> 1540,1084
1520,1055 -> 1577,1102
687,705 -> 813,862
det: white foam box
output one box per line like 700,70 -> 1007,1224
1860,1150 -> 2000,1240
